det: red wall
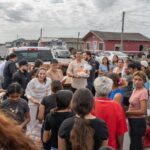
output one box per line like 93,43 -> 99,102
83,34 -> 103,51
83,33 -> 150,52
105,40 -> 150,51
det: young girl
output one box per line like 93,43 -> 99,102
58,88 -> 108,150
43,90 -> 74,150
113,58 -> 124,77
126,71 -> 148,150
108,73 -> 124,104
1,83 -> 30,130
99,57 -> 111,76
111,55 -> 119,70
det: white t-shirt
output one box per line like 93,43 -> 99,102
67,59 -> 88,89
25,77 -> 52,105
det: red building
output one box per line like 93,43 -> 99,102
82,30 -> 150,52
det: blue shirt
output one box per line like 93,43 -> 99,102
99,64 -> 109,73
109,88 -> 124,103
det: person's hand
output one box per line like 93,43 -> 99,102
73,74 -> 80,78
32,99 -> 40,105
125,111 -> 131,118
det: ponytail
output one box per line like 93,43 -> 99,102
70,88 -> 95,150
70,117 -> 94,150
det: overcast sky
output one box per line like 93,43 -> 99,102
0,0 -> 150,43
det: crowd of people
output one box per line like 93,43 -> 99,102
0,51 -> 150,150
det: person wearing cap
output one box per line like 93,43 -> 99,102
141,60 -> 150,80
12,59 -> 30,100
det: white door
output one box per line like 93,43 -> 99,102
93,41 -> 97,51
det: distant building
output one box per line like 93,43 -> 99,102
38,37 -> 83,52
0,45 -> 7,58
38,37 -> 64,47
82,30 -> 150,52
59,37 -> 83,50
11,38 -> 38,47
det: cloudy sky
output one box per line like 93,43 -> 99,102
0,0 -> 150,43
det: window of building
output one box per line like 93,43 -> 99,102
99,42 -> 104,50
86,42 -> 90,50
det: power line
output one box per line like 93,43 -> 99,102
128,14 -> 150,17
126,19 -> 150,26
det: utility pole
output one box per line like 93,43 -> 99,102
120,11 -> 125,51
77,32 -> 80,50
17,34 -> 19,40
40,28 -> 43,39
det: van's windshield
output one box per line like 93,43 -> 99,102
15,50 -> 53,62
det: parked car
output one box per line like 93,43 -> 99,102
94,51 -> 128,63
51,46 -> 71,58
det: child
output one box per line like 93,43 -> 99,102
43,90 -> 74,150
0,83 -> 30,130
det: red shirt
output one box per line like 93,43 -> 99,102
92,97 -> 127,150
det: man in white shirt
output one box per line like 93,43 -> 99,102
67,51 -> 89,92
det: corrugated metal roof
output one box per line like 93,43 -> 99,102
83,30 -> 150,41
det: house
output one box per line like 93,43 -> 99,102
82,30 -> 150,52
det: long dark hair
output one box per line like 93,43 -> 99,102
70,88 -> 95,150
50,90 -> 73,115
7,83 -> 23,96
36,67 -> 47,83
112,55 -> 119,64
107,73 -> 120,88
102,57 -> 110,71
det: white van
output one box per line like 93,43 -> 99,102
7,47 -> 72,64
7,47 -> 53,63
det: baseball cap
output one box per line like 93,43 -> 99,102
141,60 -> 148,68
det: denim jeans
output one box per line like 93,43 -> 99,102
128,118 -> 146,150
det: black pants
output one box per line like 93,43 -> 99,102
123,96 -> 130,107
71,87 -> 77,93
128,118 -> 146,150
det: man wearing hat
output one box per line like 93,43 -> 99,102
12,59 -> 30,101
